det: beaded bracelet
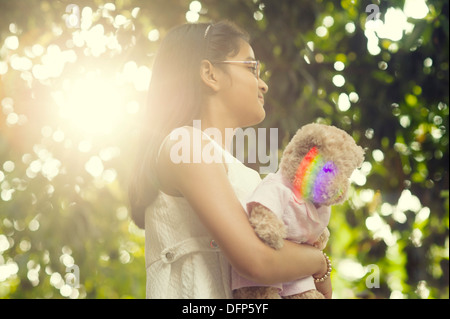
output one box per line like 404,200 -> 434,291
313,251 -> 332,283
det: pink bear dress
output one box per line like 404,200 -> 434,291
231,170 -> 331,297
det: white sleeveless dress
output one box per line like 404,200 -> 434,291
144,127 -> 262,298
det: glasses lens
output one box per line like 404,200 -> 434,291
250,61 -> 259,78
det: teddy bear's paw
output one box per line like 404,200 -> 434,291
233,287 -> 281,299
313,227 -> 330,251
249,205 -> 287,250
283,289 -> 325,299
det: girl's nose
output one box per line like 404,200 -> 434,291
259,78 -> 269,94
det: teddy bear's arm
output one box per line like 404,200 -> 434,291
248,204 -> 287,250
313,227 -> 330,251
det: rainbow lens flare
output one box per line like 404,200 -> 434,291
293,147 -> 339,204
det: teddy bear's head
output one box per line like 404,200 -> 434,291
279,123 -> 364,206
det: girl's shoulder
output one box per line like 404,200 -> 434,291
156,125 -> 229,196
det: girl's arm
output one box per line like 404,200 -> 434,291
157,132 -> 328,285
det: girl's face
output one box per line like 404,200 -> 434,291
218,39 -> 269,128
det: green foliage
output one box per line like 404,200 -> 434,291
0,0 -> 448,298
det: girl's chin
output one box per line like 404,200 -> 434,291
247,110 -> 266,127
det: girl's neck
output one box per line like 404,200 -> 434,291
198,118 -> 237,152
199,100 -> 238,152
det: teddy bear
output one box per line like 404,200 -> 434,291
232,123 -> 365,299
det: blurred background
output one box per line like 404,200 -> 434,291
0,0 -> 448,299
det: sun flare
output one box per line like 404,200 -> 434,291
52,72 -> 124,136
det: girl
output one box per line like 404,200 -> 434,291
129,21 -> 332,299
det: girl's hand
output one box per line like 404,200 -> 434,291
315,277 -> 332,299
313,250 -> 332,298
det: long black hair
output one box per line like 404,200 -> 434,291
128,21 -> 250,229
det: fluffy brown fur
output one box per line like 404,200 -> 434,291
233,123 -> 364,300
284,289 -> 326,299
249,205 -> 286,250
233,287 -> 282,299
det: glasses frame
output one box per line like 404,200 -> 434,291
212,60 -> 261,80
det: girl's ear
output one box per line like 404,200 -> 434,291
200,60 -> 220,92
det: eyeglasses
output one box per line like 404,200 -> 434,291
212,60 -> 261,79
